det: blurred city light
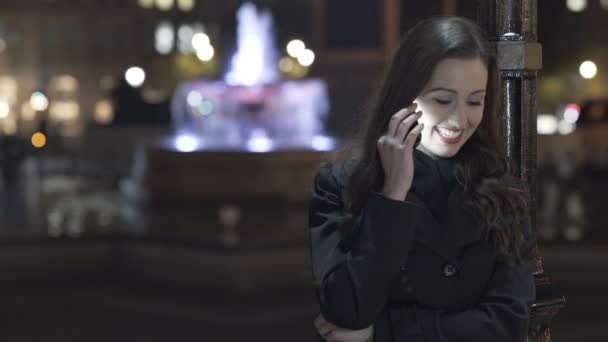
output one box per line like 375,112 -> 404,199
286,39 -> 305,58
138,0 -> 154,8
177,0 -> 195,11
563,103 -> 581,123
602,0 -> 608,9
247,129 -> 273,152
21,101 -> 36,121
0,76 -> 17,105
297,49 -> 316,67
49,100 -> 80,121
558,120 -> 576,135
177,25 -> 194,53
31,132 -> 47,148
50,75 -> 78,93
537,114 -> 559,135
155,21 -> 175,55
196,45 -> 215,62
579,61 -> 597,79
93,99 -> 114,125
191,32 -> 210,50
567,0 -> 587,12
125,67 -> 146,87
312,135 -> 336,151
30,91 -> 49,111
279,57 -> 296,73
0,100 -> 9,118
0,38 -> 6,54
156,0 -> 174,11
174,134 -> 199,152
186,91 -> 203,107
2,118 -> 16,135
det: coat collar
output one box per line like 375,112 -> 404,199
408,150 -> 483,261
406,188 -> 483,262
336,154 -> 484,262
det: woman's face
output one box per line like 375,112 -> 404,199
414,58 -> 488,159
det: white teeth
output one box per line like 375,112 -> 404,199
436,127 -> 463,139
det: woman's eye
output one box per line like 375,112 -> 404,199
434,98 -> 451,105
467,101 -> 483,106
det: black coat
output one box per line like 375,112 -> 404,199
308,153 -> 536,342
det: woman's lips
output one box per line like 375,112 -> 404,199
435,127 -> 464,144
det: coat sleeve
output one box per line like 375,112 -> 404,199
308,165 -> 424,329
392,209 -> 537,341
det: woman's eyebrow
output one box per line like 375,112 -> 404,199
425,87 -> 486,94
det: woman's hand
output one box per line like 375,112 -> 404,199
314,313 -> 374,342
377,103 -> 424,201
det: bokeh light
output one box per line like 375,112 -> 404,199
297,49 -> 315,67
177,0 -> 195,11
155,21 -> 175,55
286,39 -> 305,58
0,100 -> 9,118
31,132 -> 46,148
156,0 -> 174,11
566,0 -> 587,12
94,99 -> 114,125
196,45 -> 215,62
138,0 -> 155,8
125,67 -> 146,87
30,91 -> 49,111
191,33 -> 210,50
579,61 -> 597,79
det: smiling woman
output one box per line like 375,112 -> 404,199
414,58 -> 488,158
308,16 -> 535,342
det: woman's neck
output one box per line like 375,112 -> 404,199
416,144 -> 439,160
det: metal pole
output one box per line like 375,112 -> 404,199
477,1 -> 565,341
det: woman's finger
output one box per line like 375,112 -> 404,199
314,314 -> 339,338
404,122 -> 424,148
395,111 -> 422,143
387,103 -> 417,137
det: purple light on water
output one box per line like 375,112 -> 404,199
311,135 -> 335,151
224,2 -> 279,86
246,129 -> 273,152
174,134 -> 200,152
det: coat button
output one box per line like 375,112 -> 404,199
399,267 -> 409,284
443,263 -> 458,277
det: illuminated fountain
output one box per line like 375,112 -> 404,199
126,3 -> 333,290
166,2 -> 333,153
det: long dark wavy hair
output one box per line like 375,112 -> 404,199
332,17 -> 529,263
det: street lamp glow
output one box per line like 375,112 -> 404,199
125,67 -> 146,87
567,0 -> 587,12
191,33 -> 210,50
0,101 -> 9,118
138,0 -> 154,8
177,0 -> 195,11
155,21 -> 175,55
579,61 -> 597,79
297,49 -> 315,67
156,0 -> 174,11
30,91 -> 49,111
286,39 -> 305,58
196,45 -> 214,61
31,132 -> 47,148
